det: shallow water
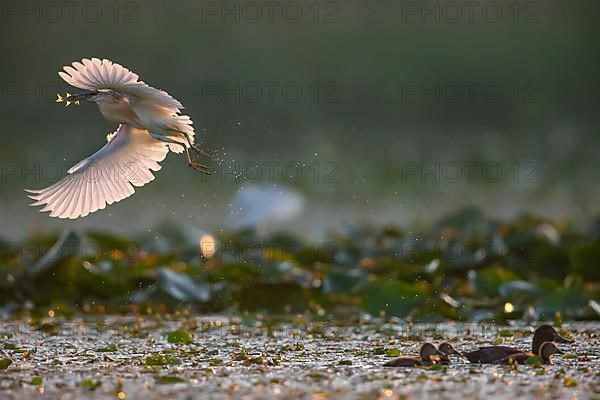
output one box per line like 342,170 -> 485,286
0,316 -> 598,399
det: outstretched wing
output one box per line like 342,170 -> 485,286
58,58 -> 183,112
26,125 -> 168,219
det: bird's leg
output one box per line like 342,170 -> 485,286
173,131 -> 217,161
149,132 -> 213,175
191,143 -> 217,160
185,146 -> 213,174
166,130 -> 218,161
181,134 -> 214,174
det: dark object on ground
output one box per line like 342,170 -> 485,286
495,341 -> 563,365
464,325 -> 573,364
438,342 -> 462,364
383,343 -> 444,367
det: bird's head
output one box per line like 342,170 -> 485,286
56,89 -> 122,107
88,90 -> 125,104
438,342 -> 462,357
419,342 -> 445,361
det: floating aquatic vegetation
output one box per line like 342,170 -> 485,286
0,207 -> 598,320
144,354 -> 182,366
0,358 -> 12,369
167,329 -> 193,344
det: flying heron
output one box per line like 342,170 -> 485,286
26,58 -> 211,219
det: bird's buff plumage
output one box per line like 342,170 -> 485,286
26,58 -> 207,219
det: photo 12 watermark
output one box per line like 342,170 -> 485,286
1,161 -> 145,185
400,81 -> 540,104
198,1 -> 340,24
199,160 -> 340,184
400,161 -> 540,184
399,1 -> 540,24
1,80 -> 342,104
1,81 -> 62,103
1,159 -> 341,186
0,1 -> 140,24
199,81 -> 340,104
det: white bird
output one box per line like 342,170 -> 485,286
26,58 -> 211,219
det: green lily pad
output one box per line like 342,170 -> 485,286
80,379 -> 101,390
0,358 -> 12,369
96,344 -> 118,353
167,329 -> 192,344
386,348 -> 401,357
570,242 -> 600,281
155,376 -> 185,384
144,354 -> 182,366
30,376 -> 42,386
472,267 -> 519,297
322,267 -> 366,293
362,280 -> 427,317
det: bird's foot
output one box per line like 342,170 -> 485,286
188,161 -> 214,174
191,144 -> 217,160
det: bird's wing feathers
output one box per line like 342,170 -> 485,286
59,58 -> 183,111
26,125 -> 168,219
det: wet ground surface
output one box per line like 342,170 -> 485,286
0,316 -> 598,399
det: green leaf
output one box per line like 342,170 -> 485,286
499,329 -> 513,337
472,268 -> 519,297
362,280 -> 427,318
167,329 -> 192,345
373,347 -> 386,355
531,246 -> 569,280
30,376 -> 42,386
435,206 -> 492,238
155,376 -> 185,384
95,344 -> 118,353
36,323 -> 58,335
243,356 -> 264,365
233,351 -> 247,361
570,242 -> 600,281
526,355 -> 543,366
0,358 -> 12,369
563,377 -> 577,387
322,267 -> 367,293
428,363 -> 445,371
537,279 -> 589,314
144,354 -> 182,366
80,379 -> 101,390
386,348 -> 401,357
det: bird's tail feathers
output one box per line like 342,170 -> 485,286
175,115 -> 195,142
164,115 -> 195,153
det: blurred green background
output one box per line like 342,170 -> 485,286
1,0 -> 599,238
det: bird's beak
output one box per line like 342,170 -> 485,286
555,347 -> 565,355
56,91 -> 97,107
554,333 -> 574,344
70,91 -> 97,101
451,349 -> 462,357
